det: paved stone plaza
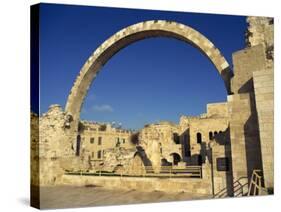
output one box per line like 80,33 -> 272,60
38,186 -> 209,209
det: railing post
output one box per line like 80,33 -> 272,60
248,171 -> 254,196
170,167 -> 171,178
253,174 -> 257,195
258,176 -> 261,195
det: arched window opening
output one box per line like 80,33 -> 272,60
197,132 -> 202,144
214,131 -> 218,135
209,131 -> 213,140
219,130 -> 223,134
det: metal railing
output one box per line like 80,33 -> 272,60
248,169 -> 267,196
214,177 -> 248,198
66,165 -> 202,178
214,169 -> 268,198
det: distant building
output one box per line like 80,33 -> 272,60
78,122 -> 135,169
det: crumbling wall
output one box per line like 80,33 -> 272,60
138,122 -> 181,171
207,102 -> 229,118
36,105 -> 83,185
246,16 -> 274,69
99,147 -> 136,173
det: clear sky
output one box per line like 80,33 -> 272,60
37,3 -> 247,130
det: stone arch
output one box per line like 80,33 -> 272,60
65,20 -> 232,123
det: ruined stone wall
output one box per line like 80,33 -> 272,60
99,147 -> 136,173
35,105 -> 82,185
246,17 -> 274,69
126,154 -> 147,175
138,122 -> 182,170
207,102 -> 229,118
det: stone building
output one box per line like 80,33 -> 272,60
31,16 -> 274,204
134,102 -> 229,168
77,121 -> 135,170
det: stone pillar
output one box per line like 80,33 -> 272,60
228,94 -> 250,182
211,137 -> 233,197
211,144 -> 227,196
201,163 -> 213,195
245,16 -> 274,191
229,40 -> 267,183
253,69 -> 274,190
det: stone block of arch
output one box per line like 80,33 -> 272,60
65,20 -> 233,124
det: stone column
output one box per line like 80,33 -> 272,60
228,94 -> 250,182
253,69 -> 274,190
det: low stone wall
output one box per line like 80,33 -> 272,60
60,175 -> 212,195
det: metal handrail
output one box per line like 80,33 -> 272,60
248,169 -> 267,196
66,165 -> 202,178
214,176 -> 248,198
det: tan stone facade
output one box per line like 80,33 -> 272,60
78,121 -> 134,169
31,16 -> 274,202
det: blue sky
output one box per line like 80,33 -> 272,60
38,3 -> 247,130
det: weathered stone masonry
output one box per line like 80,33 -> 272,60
31,17 -> 274,197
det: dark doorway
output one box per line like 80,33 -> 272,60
173,133 -> 180,144
209,131 -> 213,140
197,132 -> 202,144
75,135 -> 81,156
170,153 -> 181,165
198,155 -> 203,165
